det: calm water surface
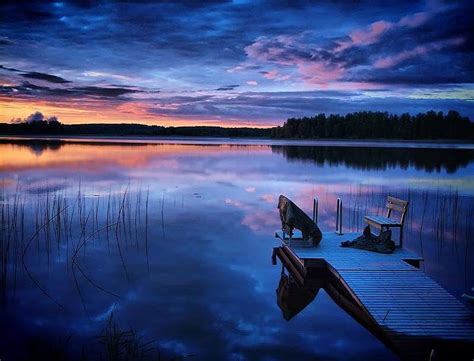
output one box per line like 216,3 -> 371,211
0,138 -> 473,360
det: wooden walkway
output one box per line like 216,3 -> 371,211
273,231 -> 474,361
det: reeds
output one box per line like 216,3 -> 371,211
0,181 -> 154,307
97,313 -> 197,361
13,312 -> 191,361
97,312 -> 196,361
98,313 -> 156,361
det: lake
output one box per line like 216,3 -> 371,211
1,137 -> 473,361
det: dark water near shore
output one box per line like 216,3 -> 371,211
1,138 -> 473,360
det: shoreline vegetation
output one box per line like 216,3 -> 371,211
1,110 -> 473,141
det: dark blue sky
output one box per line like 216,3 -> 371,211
0,0 -> 473,126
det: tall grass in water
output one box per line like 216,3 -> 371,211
13,312 -> 194,361
1,181 -> 25,303
0,181 -> 152,307
341,185 -> 472,245
98,313 -> 156,361
98,313 -> 196,361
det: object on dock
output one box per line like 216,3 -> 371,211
277,195 -> 322,246
365,196 -> 408,247
272,231 -> 474,361
340,225 -> 395,253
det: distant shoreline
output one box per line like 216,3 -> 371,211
1,134 -> 473,149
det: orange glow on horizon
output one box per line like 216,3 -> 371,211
0,98 -> 275,128
0,142 -> 271,173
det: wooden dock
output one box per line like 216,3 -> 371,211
272,231 -> 474,361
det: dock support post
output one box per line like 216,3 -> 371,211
312,197 -> 318,223
399,226 -> 403,248
271,248 -> 277,265
336,198 -> 343,235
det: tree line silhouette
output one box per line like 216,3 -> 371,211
1,110 -> 473,140
271,111 -> 473,140
0,122 -> 270,137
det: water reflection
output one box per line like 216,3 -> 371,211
272,145 -> 474,173
15,138 -> 64,156
276,271 -> 320,321
0,138 -> 473,361
2,138 -> 474,173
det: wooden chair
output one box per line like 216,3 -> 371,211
364,196 -> 408,247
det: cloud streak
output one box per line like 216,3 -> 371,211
21,71 -> 71,84
373,37 -> 465,69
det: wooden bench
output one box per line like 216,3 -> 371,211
365,196 -> 408,247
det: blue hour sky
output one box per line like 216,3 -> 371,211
0,0 -> 473,126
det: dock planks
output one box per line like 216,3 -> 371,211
274,231 -> 474,360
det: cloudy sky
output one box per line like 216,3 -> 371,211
0,0 -> 473,127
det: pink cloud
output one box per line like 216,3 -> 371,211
374,37 -> 465,69
399,11 -> 430,27
337,20 -> 394,52
238,5 -> 450,87
262,69 -> 291,81
350,20 -> 393,46
336,8 -> 436,52
244,35 -> 346,85
297,62 -> 345,85
263,69 -> 279,79
244,35 -> 298,66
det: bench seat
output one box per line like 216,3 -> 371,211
365,215 -> 402,227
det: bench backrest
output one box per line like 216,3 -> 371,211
386,196 -> 409,224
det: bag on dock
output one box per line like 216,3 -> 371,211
340,225 -> 395,253
278,195 -> 322,245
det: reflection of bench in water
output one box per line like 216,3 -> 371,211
272,232 -> 474,361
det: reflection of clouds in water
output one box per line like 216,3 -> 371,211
23,179 -> 70,194
259,193 -> 276,203
19,188 -> 384,358
158,339 -> 188,356
225,197 -> 280,233
3,141 -> 472,198
242,210 -> 280,233
0,140 -> 471,361
92,303 -> 118,322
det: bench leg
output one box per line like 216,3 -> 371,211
399,226 -> 403,248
